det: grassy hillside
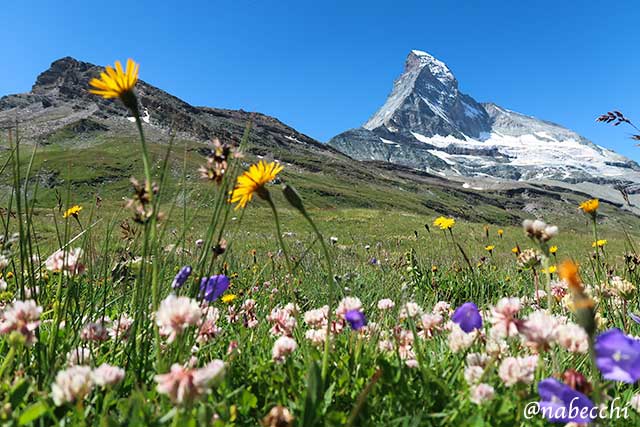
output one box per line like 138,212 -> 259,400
2,67 -> 640,425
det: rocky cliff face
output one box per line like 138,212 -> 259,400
363,50 -> 491,139
0,57 -> 342,165
329,50 -> 640,188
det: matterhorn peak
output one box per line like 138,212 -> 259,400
330,50 -> 640,192
363,49 -> 486,138
405,50 -> 455,87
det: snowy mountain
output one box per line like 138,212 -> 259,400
329,50 -> 640,191
2,56 -> 640,220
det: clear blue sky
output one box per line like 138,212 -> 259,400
3,1 -> 640,160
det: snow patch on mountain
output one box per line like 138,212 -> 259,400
413,130 -> 638,181
329,49 -> 640,189
409,50 -> 455,86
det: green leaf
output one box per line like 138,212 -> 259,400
18,401 -> 48,426
468,414 -> 486,427
321,382 -> 335,415
10,380 -> 30,408
238,389 -> 257,415
301,362 -> 324,427
159,408 -> 177,424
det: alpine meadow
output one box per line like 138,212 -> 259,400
2,5 -> 640,426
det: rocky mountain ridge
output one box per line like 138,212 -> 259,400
328,50 -> 640,191
1,55 -> 639,218
0,57 -> 343,163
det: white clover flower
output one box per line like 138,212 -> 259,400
272,336 -> 297,363
498,355 -> 538,387
464,366 -> 485,385
335,297 -> 362,319
304,328 -> 327,347
399,302 -> 423,319
470,383 -> 495,405
448,322 -> 478,353
51,365 -> 94,406
377,298 -> 395,310
488,297 -> 521,338
66,347 -> 92,366
520,310 -> 560,351
155,360 -> 225,405
92,364 -> 125,387
304,306 -> 328,328
556,323 -> 589,354
0,299 -> 42,345
155,295 -> 201,343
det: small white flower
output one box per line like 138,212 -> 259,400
304,306 -> 328,328
448,323 -> 478,353
498,355 -> 538,387
272,336 -> 297,363
464,366 -> 485,385
304,328 -> 327,347
66,347 -> 92,366
51,365 -> 94,406
0,299 -> 42,345
399,302 -> 423,319
155,294 -> 202,343
377,298 -> 395,310
556,323 -> 589,354
92,364 -> 125,387
470,383 -> 495,405
405,359 -> 419,368
336,297 -> 362,319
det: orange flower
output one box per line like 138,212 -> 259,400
579,199 -> 599,214
558,260 -> 582,292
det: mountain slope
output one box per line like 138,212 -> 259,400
0,57 -> 637,227
329,50 -> 640,191
0,57 -> 345,161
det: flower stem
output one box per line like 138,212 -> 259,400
264,194 -> 294,277
299,211 -> 334,381
133,113 -> 153,196
591,215 -> 602,282
133,113 -> 161,368
49,272 -> 65,363
0,346 -> 15,379
541,254 -> 554,310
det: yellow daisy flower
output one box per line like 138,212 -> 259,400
549,245 -> 558,254
485,245 -> 495,252
497,229 -> 504,237
433,216 -> 455,230
89,59 -> 139,100
592,239 -> 607,248
230,160 -> 283,209
221,294 -> 237,304
579,198 -> 599,214
63,205 -> 82,219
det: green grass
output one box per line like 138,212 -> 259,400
1,125 -> 640,426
